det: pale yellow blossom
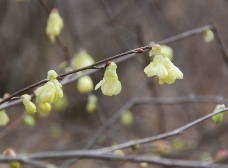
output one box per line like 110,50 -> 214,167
46,9 -> 64,43
95,62 -> 121,96
21,94 -> 37,114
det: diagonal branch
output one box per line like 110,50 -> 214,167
0,24 -> 215,108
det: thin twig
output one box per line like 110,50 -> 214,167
212,23 -> 228,67
38,0 -> 71,64
0,107 -> 227,167
0,153 -> 227,168
0,24 -> 216,108
134,95 -> 228,105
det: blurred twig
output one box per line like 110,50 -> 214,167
0,108 -> 228,168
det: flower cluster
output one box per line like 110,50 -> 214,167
35,70 -> 63,113
21,94 -> 36,114
95,62 -> 122,96
144,44 -> 183,84
46,8 -> 64,43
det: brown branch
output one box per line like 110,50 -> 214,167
212,24 -> 228,67
0,24 -> 215,108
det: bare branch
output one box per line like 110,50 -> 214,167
0,24 -> 215,108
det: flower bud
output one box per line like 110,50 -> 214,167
139,163 -> 148,168
204,30 -> 214,43
21,94 -> 36,115
0,110 -> 9,126
39,102 -> 52,113
3,148 -> 20,168
120,110 -> 133,126
212,104 -> 227,124
36,81 -> 56,104
113,150 -> 125,156
46,8 -> 64,43
149,44 -> 162,56
161,45 -> 173,60
86,95 -> 98,113
71,50 -> 95,69
23,115 -> 36,127
47,70 -> 58,80
77,76 -> 94,93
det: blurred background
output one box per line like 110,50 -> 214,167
0,0 -> 228,167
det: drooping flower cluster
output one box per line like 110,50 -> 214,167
95,62 -> 122,96
144,44 -> 183,84
21,94 -> 36,114
35,70 -> 63,113
46,8 -> 64,43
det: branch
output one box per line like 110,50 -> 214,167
0,108 -> 227,167
0,153 -> 227,168
0,25 -> 214,109
135,95 -> 228,105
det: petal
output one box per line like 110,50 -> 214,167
114,81 -> 122,95
95,79 -> 105,90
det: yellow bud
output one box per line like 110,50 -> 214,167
161,45 -> 173,60
212,104 -> 227,124
0,110 -> 9,126
86,102 -> 96,113
204,30 -> 214,43
113,150 -> 125,156
21,94 -> 37,115
149,44 -> 162,56
3,148 -> 20,168
39,102 -> 52,113
120,110 -> 133,126
77,76 -> 94,93
46,8 -> 64,43
53,97 -> 68,111
139,163 -> 148,168
86,95 -> 97,113
9,161 -> 20,168
47,70 -> 58,80
23,115 -> 36,127
36,81 -> 56,104
71,50 -> 95,69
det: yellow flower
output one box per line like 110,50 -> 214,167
0,110 -> 9,126
36,81 -> 56,103
38,102 -> 52,113
35,70 -> 63,104
95,62 -> 121,96
46,8 -> 64,43
71,50 -> 95,70
21,94 -> 37,114
161,45 -> 173,60
144,45 -> 183,84
77,75 -> 94,93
